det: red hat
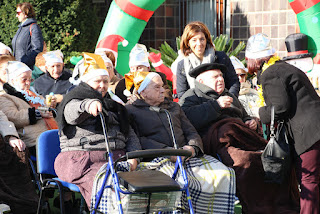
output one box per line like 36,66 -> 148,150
95,34 -> 128,66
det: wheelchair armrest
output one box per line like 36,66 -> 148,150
115,149 -> 192,163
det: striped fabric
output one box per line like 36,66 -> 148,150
91,155 -> 236,213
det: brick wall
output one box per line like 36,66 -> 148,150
230,0 -> 299,59
139,0 -> 180,50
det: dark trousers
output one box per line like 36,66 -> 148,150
295,140 -> 320,214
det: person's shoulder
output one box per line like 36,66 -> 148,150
22,18 -> 37,27
61,70 -> 72,78
178,88 -> 197,103
33,73 -> 47,85
171,55 -> 185,68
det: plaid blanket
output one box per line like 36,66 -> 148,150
90,155 -> 235,214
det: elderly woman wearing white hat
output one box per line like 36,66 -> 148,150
54,53 -> 141,208
0,61 -> 58,155
247,33 -> 320,214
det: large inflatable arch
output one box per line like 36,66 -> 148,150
95,0 -> 165,76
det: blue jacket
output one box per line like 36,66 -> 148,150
12,18 -> 44,69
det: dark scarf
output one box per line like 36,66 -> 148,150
57,82 -> 129,136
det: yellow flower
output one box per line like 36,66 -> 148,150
258,56 -> 280,107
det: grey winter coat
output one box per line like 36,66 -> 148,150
60,98 -> 141,153
12,18 -> 44,69
179,81 -> 251,136
126,98 -> 203,152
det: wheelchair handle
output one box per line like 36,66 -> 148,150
116,149 -> 192,163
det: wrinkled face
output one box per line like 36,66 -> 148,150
86,75 -> 109,97
235,68 -> 247,83
188,32 -> 207,59
130,65 -> 149,73
16,7 -> 27,23
46,62 -> 64,79
12,70 -> 32,91
140,75 -> 165,106
198,69 -> 225,94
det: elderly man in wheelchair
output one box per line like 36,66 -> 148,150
111,71 -> 236,213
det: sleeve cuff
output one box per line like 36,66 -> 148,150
28,107 -> 37,124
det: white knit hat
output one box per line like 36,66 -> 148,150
7,61 -> 31,81
245,33 -> 276,59
230,56 -> 248,72
0,42 -> 12,55
129,44 -> 150,68
43,50 -> 64,65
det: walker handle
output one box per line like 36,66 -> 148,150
115,148 -> 192,163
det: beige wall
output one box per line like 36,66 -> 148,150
230,0 -> 299,59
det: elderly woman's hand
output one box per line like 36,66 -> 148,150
8,136 -> 26,151
127,158 -> 138,171
245,119 -> 257,130
217,96 -> 233,108
40,111 -> 53,118
88,101 -> 102,117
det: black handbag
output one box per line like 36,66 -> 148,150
261,106 -> 292,184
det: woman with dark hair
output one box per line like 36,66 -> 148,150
171,21 -> 239,98
12,2 -> 44,69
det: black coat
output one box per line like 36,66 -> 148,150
179,81 -> 251,136
12,18 -> 44,69
126,98 -> 203,151
258,61 -> 320,155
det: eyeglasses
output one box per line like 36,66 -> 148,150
16,11 -> 22,15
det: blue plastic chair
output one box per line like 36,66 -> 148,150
36,129 -> 84,214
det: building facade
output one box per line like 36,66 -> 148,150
95,0 -> 299,58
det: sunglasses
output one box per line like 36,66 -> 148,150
16,11 -> 22,15
237,73 -> 246,77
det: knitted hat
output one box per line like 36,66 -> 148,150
129,44 -> 150,68
7,61 -> 31,81
245,33 -> 276,59
95,34 -> 128,66
80,52 -> 109,82
0,42 -> 12,55
189,63 -> 227,78
230,56 -> 248,72
125,71 -> 159,94
43,50 -> 64,65
282,33 -> 313,61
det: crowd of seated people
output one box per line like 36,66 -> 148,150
1,22 -> 317,214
